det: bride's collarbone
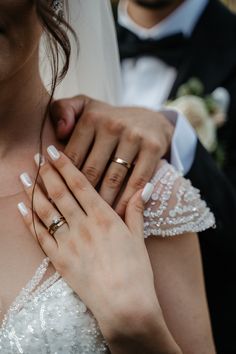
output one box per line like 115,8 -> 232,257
0,162 -> 36,198
0,213 -> 52,325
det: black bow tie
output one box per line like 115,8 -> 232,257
117,23 -> 189,69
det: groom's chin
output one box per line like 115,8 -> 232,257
133,0 -> 181,9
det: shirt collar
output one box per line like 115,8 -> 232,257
118,0 -> 209,39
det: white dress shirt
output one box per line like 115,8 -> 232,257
118,0 -> 209,174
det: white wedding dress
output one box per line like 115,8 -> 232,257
0,162 -> 214,354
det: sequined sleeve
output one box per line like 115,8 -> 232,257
143,161 -> 215,238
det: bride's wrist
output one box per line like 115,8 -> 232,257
106,317 -> 182,354
98,301 -> 181,354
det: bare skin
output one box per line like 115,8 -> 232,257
51,96 -> 174,217
50,0 -> 187,216
0,1 -> 215,353
19,150 -> 214,353
0,1 -> 63,322
127,0 -> 185,28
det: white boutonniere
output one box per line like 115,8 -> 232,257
166,78 -> 230,166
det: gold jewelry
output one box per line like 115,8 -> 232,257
112,157 -> 132,170
48,216 -> 67,236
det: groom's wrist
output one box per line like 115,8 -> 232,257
159,108 -> 197,175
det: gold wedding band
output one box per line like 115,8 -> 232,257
48,216 -> 67,236
112,157 -> 132,170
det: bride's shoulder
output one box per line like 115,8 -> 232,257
143,160 -> 215,238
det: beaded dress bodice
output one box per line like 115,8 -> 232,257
0,162 -> 215,354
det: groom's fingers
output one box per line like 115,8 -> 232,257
81,132 -> 118,187
98,138 -> 139,206
50,95 -> 89,140
114,149 -> 158,217
64,119 -> 95,168
51,96 -> 172,216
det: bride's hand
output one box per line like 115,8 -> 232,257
18,145 -> 160,340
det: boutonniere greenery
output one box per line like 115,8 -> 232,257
166,78 -> 230,167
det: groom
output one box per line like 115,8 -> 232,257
114,0 -> 236,352
51,0 -> 236,352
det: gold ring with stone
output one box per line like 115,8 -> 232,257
48,216 -> 67,236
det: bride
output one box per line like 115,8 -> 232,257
0,0 -> 215,353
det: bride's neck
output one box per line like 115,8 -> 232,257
0,57 -> 51,158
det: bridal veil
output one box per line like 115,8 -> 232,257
40,0 -> 122,105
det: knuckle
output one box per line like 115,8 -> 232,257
67,237 -> 79,252
105,119 -> 124,136
65,206 -> 77,219
70,174 -> 87,191
134,201 -> 144,214
83,166 -> 100,184
116,199 -> 129,217
94,209 -> 113,230
131,176 -> 148,190
50,185 -> 67,202
40,163 -> 51,176
67,152 -> 81,166
38,206 -> 53,220
54,154 -> 68,169
84,110 -> 99,125
125,129 -> 142,144
77,223 -> 93,244
119,199 -> 129,210
105,171 -> 124,190
146,139 -> 161,153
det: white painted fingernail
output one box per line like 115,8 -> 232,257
18,202 -> 28,216
20,173 -> 32,188
141,183 -> 154,203
47,145 -> 60,161
34,153 -> 45,166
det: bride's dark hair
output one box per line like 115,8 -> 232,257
32,0 -> 76,234
34,0 -> 76,142
35,0 -> 74,91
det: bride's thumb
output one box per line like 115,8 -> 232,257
125,183 -> 154,236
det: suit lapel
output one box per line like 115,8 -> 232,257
169,0 -> 236,99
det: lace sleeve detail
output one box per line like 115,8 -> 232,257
143,161 -> 215,238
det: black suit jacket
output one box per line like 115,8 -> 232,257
176,2 -> 236,352
115,1 -> 236,352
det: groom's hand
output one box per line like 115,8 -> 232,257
51,95 -> 174,216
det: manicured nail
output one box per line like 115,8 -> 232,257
47,145 -> 60,161
20,173 -> 32,188
18,202 -> 28,216
141,183 -> 154,203
34,153 -> 45,166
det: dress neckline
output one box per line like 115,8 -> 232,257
0,258 -> 60,331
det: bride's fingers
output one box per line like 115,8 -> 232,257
17,202 -> 58,260
34,154 -> 86,222
46,145 -> 106,214
19,173 -> 67,230
125,183 -> 154,237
